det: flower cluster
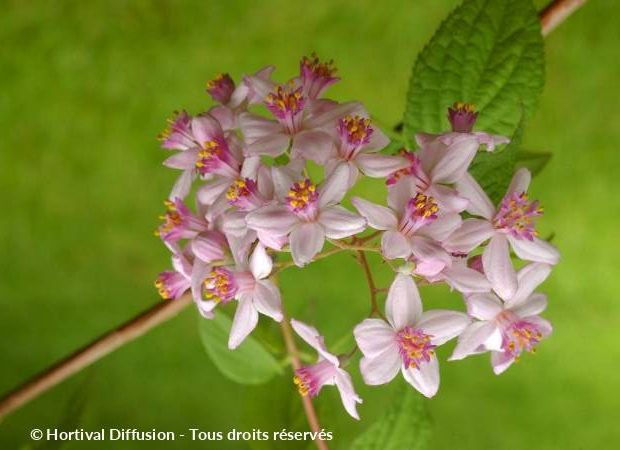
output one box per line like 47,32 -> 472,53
154,56 -> 559,420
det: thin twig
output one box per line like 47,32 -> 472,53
357,251 -> 385,319
280,317 -> 329,450
0,0 -> 587,422
540,0 -> 588,36
0,293 -> 192,422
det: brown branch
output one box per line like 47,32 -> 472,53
0,293 -> 192,422
0,0 -> 587,422
357,251 -> 385,319
280,317 -> 329,450
540,0 -> 588,36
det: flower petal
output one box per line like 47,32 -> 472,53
170,170 -> 196,200
163,148 -> 199,170
422,212 -> 462,241
387,176 -> 416,212
449,321 -> 501,361
253,280 -> 283,322
511,293 -> 547,318
483,234 -> 517,300
290,222 -> 325,267
427,184 -> 469,213
410,236 -> 451,277
507,236 -> 560,265
228,299 -> 259,349
443,219 -> 494,253
246,205 -> 299,235
430,137 -> 479,184
466,293 -> 503,320
351,197 -> 397,230
386,273 -> 422,330
491,351 -> 515,375
291,129 -> 336,164
402,355 -> 440,398
355,154 -> 410,177
359,350 -> 401,385
196,178 -> 231,205
318,162 -> 349,207
441,264 -> 491,293
318,205 -> 367,239
334,369 -> 363,420
417,310 -> 471,345
190,259 -> 210,303
249,243 -> 273,280
354,319 -> 398,358
192,115 -> 222,143
290,319 -> 339,365
506,263 -> 552,308
381,231 -> 412,260
455,172 -> 495,219
506,168 -> 531,196
245,132 -> 291,157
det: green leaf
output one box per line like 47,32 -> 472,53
198,313 -> 283,385
350,385 -> 431,450
403,0 -> 544,143
469,114 -> 524,204
516,150 -> 552,176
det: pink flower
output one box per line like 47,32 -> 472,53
450,263 -> 553,374
386,151 -> 470,213
194,244 -> 283,349
239,81 -> 364,162
155,198 -> 209,250
354,274 -> 470,397
386,104 -> 509,213
158,110 -> 194,150
290,319 -> 362,420
196,156 -> 268,221
246,164 -> 366,266
162,113 -> 243,199
299,53 -> 340,99
352,182 -> 461,275
416,102 -> 510,154
443,168 -> 560,299
154,270 -> 190,300
323,115 -> 408,187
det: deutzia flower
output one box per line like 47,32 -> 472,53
290,319 -> 362,420
444,168 -> 560,299
246,164 -> 366,266
354,273 -> 470,397
450,263 -> 553,374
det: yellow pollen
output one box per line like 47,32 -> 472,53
206,73 -> 226,89
293,375 -> 309,396
453,101 -> 475,112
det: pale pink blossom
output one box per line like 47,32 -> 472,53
298,54 -> 340,99
324,115 -> 408,187
352,181 -> 461,275
416,101 -> 510,157
246,164 -> 366,266
162,113 -> 244,199
291,319 -> 362,420
444,169 -> 560,299
193,244 -> 283,348
450,263 -> 553,374
386,104 -> 509,213
354,274 -> 470,397
155,198 -> 209,251
238,76 -> 364,162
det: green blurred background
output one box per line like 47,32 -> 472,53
1,0 -> 618,448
